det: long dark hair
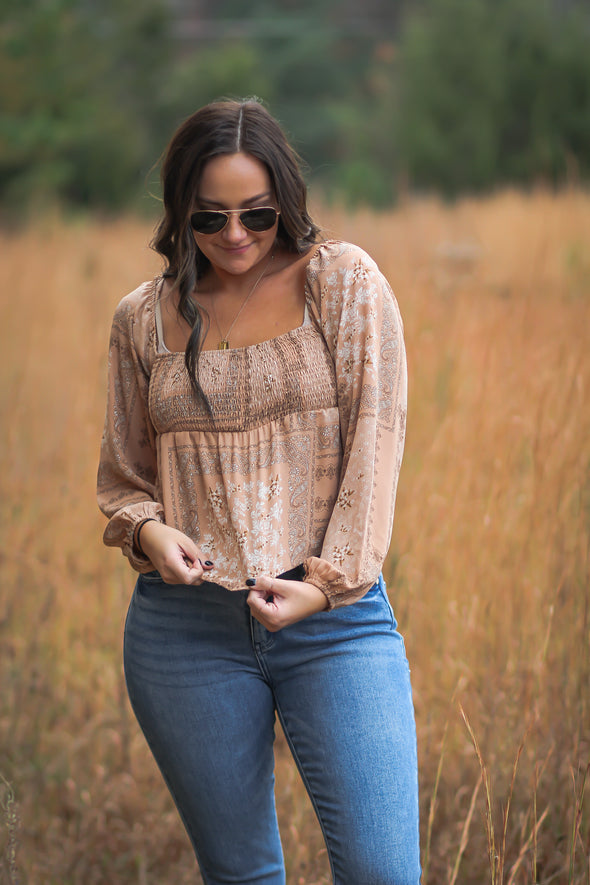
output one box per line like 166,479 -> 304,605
151,98 -> 321,403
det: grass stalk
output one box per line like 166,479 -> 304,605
422,717 -> 449,885
459,703 -> 498,884
569,763 -> 590,883
0,772 -> 19,885
507,805 -> 549,885
449,777 -> 482,885
499,732 -> 527,884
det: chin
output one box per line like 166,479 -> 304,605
221,245 -> 272,270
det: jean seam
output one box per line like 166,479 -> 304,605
377,578 -> 396,630
273,700 -> 337,885
249,614 -> 277,661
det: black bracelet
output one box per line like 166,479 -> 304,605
135,518 -> 156,555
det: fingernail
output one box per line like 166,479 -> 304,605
204,560 -> 214,567
246,578 -> 256,587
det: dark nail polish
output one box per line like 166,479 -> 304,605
246,578 -> 256,587
204,560 -> 214,567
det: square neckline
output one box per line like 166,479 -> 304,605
153,243 -> 326,356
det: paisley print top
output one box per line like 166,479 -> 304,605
97,241 -> 407,608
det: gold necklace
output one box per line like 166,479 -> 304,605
211,253 -> 275,350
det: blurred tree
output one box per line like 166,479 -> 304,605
396,0 -> 590,194
162,0 -> 402,204
396,0 -> 503,193
1,0 -> 588,212
0,0 -> 171,212
497,0 -> 590,184
0,0 -> 408,211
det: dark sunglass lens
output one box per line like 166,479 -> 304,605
241,208 -> 277,231
190,211 -> 226,234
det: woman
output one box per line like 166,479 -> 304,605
98,98 -> 420,884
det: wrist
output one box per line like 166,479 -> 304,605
134,518 -> 157,555
305,581 -> 330,612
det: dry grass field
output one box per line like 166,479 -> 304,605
1,189 -> 589,883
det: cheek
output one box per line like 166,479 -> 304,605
193,234 -> 213,257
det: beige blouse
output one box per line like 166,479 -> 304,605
97,241 -> 407,608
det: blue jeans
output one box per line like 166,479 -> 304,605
124,572 -> 421,884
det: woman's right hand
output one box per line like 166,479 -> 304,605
136,521 -> 214,585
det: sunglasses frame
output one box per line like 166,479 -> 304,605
190,206 -> 280,235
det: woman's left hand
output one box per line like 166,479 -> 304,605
245,576 -> 329,631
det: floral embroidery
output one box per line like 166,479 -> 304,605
332,543 -> 353,565
267,475 -> 280,499
350,259 -> 369,284
337,487 -> 354,509
207,488 -> 224,509
235,529 -> 249,549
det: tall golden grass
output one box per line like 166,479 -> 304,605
1,189 -> 589,883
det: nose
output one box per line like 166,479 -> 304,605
222,212 -> 248,243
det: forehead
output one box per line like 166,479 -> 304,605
198,152 -> 273,205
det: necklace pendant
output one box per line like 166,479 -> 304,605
218,339 -> 230,351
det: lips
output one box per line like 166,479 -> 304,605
220,244 -> 252,255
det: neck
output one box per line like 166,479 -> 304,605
206,251 -> 276,351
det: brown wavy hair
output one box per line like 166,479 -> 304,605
151,98 -> 321,404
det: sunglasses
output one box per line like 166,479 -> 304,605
190,206 -> 280,235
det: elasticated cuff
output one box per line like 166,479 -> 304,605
103,502 -> 165,572
303,556 -> 376,609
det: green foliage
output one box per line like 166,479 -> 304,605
158,43 -> 269,132
0,0 -> 170,212
396,0 -> 504,191
396,0 -> 590,194
0,0 -> 589,212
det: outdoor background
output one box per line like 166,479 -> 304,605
1,0 -> 589,882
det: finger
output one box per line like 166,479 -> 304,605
178,541 -> 201,567
247,584 -> 283,630
185,559 -> 206,585
182,556 -> 214,573
248,587 -> 277,609
163,552 -> 205,586
178,545 -> 215,583
246,575 -> 275,597
248,599 -> 282,632
161,563 -> 201,585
